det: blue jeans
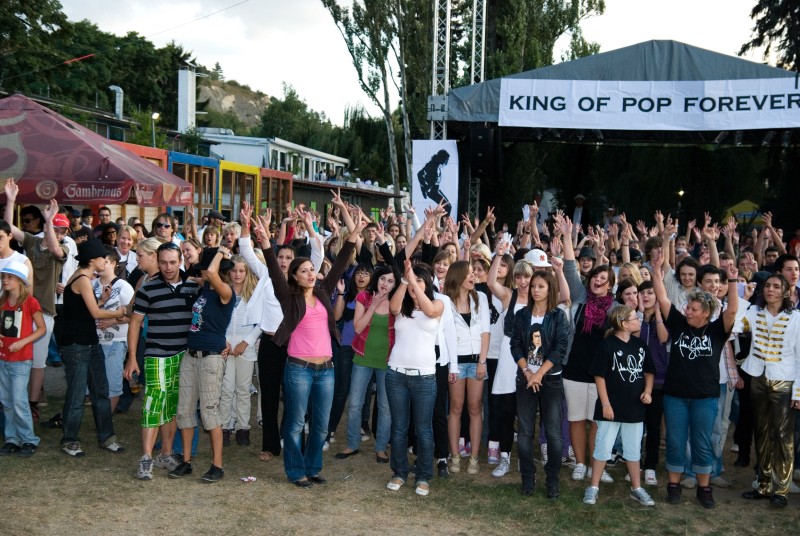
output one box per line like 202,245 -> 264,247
385,368 -> 437,484
517,374 -> 563,488
61,344 -> 117,446
0,360 -> 39,446
347,364 -> 390,451
283,362 -> 334,482
329,345 -> 353,435
663,394 -> 717,475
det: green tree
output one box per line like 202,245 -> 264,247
740,0 -> 800,70
253,83 -> 327,144
127,107 -> 167,148
210,62 -> 224,81
0,0 -> 72,94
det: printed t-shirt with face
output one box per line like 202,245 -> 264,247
0,296 -> 43,361
663,304 -> 728,399
525,315 -> 545,373
588,335 -> 655,423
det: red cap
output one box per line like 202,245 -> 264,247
52,214 -> 70,228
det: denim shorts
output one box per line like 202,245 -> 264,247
101,341 -> 127,398
594,420 -> 644,462
457,362 -> 488,381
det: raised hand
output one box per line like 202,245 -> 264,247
240,201 -> 253,234
43,198 -> 59,223
550,255 -> 564,271
4,178 -> 18,201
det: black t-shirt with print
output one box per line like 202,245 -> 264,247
663,304 -> 727,399
589,335 -> 655,423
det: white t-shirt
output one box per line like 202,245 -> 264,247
389,307 -> 442,375
93,276 -> 135,343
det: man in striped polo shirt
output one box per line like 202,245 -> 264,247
125,242 -> 201,480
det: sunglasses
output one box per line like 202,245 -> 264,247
156,222 -> 172,229
157,242 -> 180,253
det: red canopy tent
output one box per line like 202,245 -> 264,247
0,94 -> 192,207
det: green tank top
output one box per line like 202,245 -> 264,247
354,312 -> 390,370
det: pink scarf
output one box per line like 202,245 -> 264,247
582,293 -> 613,334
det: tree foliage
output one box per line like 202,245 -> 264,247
740,0 -> 800,70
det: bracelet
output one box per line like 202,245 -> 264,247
656,320 -> 664,324
478,360 -> 487,365
602,403 -> 611,407
400,278 -> 409,285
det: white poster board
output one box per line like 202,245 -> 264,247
411,140 -> 459,220
499,78 -> 800,131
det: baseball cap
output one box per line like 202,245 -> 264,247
207,209 -> 227,222
53,214 -> 70,228
523,248 -> 551,268
0,261 -> 31,285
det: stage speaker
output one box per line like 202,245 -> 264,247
469,127 -> 499,178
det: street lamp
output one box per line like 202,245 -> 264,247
150,112 -> 160,148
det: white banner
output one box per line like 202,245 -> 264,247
499,78 -> 800,131
411,140 -> 459,220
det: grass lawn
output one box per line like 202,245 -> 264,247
1,382 -> 798,535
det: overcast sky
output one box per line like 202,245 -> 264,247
59,0 -> 765,126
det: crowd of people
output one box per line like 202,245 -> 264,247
1,179 -> 799,509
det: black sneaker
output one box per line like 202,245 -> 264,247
546,483 -> 560,499
18,443 -> 37,458
201,464 -> 224,483
770,495 -> 788,508
0,442 -> 20,456
236,429 -> 250,446
696,486 -> 715,509
437,460 -> 450,478
168,461 -> 193,478
222,430 -> 231,447
666,482 -> 682,505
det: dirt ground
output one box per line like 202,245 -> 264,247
0,367 -> 798,536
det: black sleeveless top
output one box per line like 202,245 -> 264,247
61,274 -> 99,346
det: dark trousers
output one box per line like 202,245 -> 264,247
328,343 -> 352,436
432,362 -> 451,460
517,374 -> 563,488
258,333 -> 287,455
643,387 -> 665,470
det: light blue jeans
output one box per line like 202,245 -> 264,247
0,360 -> 39,446
346,364 -> 390,452
100,341 -> 127,398
663,394 -> 717,475
283,362 -> 334,482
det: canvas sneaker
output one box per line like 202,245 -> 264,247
587,467 -> 614,483
487,447 -> 500,465
168,461 -> 193,478
437,459 -> 450,478
449,454 -> 461,474
571,463 -> 587,481
137,455 -> 154,480
696,486 -> 716,509
540,442 -> 548,464
583,485 -> 600,505
644,469 -> 658,486
630,487 -> 655,506
666,482 -> 682,504
492,454 -> 511,478
201,464 -> 224,483
102,441 -> 126,454
154,452 -> 181,472
467,457 -> 480,475
61,442 -> 85,458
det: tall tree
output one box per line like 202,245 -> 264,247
740,0 -> 800,70
321,0 -> 402,197
0,0 -> 72,94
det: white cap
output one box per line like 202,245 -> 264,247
0,261 -> 31,285
524,249 -> 551,268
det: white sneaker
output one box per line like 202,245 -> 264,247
681,476 -> 697,489
583,485 -> 599,505
630,487 -> 655,506
492,454 -> 511,478
487,447 -> 500,465
644,469 -> 658,486
540,442 -> 548,464
322,441 -> 330,452
329,432 -> 336,443
730,443 -> 739,453
572,463 -> 587,481
587,467 -> 614,483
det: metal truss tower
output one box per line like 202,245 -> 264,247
428,0 -> 451,140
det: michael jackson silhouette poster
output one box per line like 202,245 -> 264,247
412,140 -> 458,220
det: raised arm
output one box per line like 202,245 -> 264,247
649,249 -> 673,319
487,240 -> 513,306
3,179 -> 24,243
206,245 -> 234,304
42,199 -> 65,259
722,263 -> 739,333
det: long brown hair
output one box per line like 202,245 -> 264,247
527,270 -> 559,313
230,255 -> 258,301
444,260 -> 479,313
0,274 -> 30,308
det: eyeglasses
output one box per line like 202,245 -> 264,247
623,316 -> 640,323
156,222 -> 172,229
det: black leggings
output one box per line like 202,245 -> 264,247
258,334 -> 287,455
643,388 -> 664,470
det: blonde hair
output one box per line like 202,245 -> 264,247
119,225 -> 139,248
222,221 -> 241,238
606,304 -> 634,337
230,255 -> 258,301
619,262 -> 643,286
203,225 -> 221,247
137,237 -> 161,256
0,274 -> 30,307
